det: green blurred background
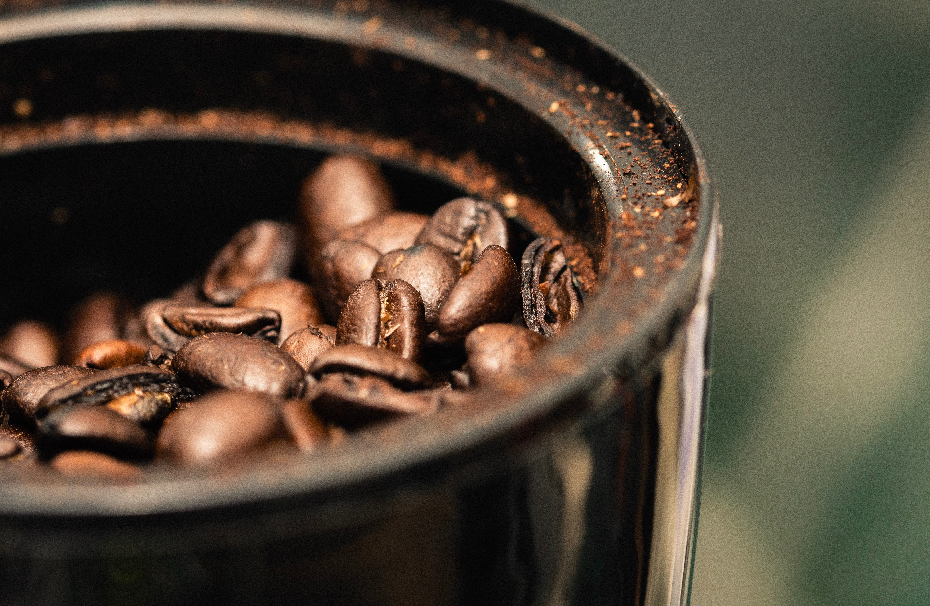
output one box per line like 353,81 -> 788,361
525,0 -> 930,603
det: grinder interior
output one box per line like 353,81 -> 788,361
0,1 -> 704,510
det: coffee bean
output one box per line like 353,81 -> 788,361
38,405 -> 153,460
438,245 -> 520,340
0,320 -> 59,369
521,238 -> 583,337
202,220 -> 298,305
415,197 -> 508,268
371,244 -> 459,328
279,398 -> 331,452
73,339 -> 150,369
336,279 -> 426,360
35,365 -> 184,422
50,450 -> 143,482
235,278 -> 323,343
340,211 -> 429,254
319,239 -> 382,320
310,344 -> 430,389
464,323 -> 547,386
310,374 -> 440,428
1,365 -> 96,424
171,333 -> 305,398
280,325 -> 336,372
299,155 -> 395,269
162,304 -> 281,340
156,390 -> 287,466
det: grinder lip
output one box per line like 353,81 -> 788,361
0,0 -> 716,517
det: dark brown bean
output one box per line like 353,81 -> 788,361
336,279 -> 382,349
202,220 -> 297,305
35,365 -> 184,423
1,365 -> 96,423
280,325 -> 336,372
0,320 -> 59,369
279,398 -> 331,452
437,245 -> 520,340
235,278 -> 323,343
319,239 -> 382,320
521,238 -> 583,337
38,406 -> 153,460
171,333 -> 305,399
309,343 -> 429,389
298,155 -> 395,269
464,323 -> 547,386
73,339 -> 150,369
340,211 -> 429,254
162,304 -> 281,341
50,450 -> 143,482
415,197 -> 508,268
371,244 -> 460,328
310,374 -> 440,428
336,279 -> 426,360
63,291 -> 136,364
156,390 -> 286,466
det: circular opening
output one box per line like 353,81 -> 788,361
0,1 -> 708,515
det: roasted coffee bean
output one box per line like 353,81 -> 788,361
299,155 -> 395,268
280,325 -> 336,372
50,450 -> 143,482
172,333 -> 305,398
310,344 -> 430,389
0,320 -> 59,369
340,211 -> 429,254
279,398 -> 331,451
202,220 -> 297,305
335,279 -> 381,350
319,239 -> 383,320
310,374 -> 440,427
38,405 -> 153,460
371,244 -> 460,327
162,304 -> 281,341
336,279 -> 426,360
464,323 -> 547,386
415,197 -> 508,268
74,339 -> 149,369
521,237 -> 583,337
156,390 -> 287,466
438,245 -> 520,340
1,365 -> 96,423
235,278 -> 323,343
36,365 -> 183,423
63,291 -> 136,364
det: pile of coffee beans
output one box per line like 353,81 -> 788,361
0,155 -> 584,481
